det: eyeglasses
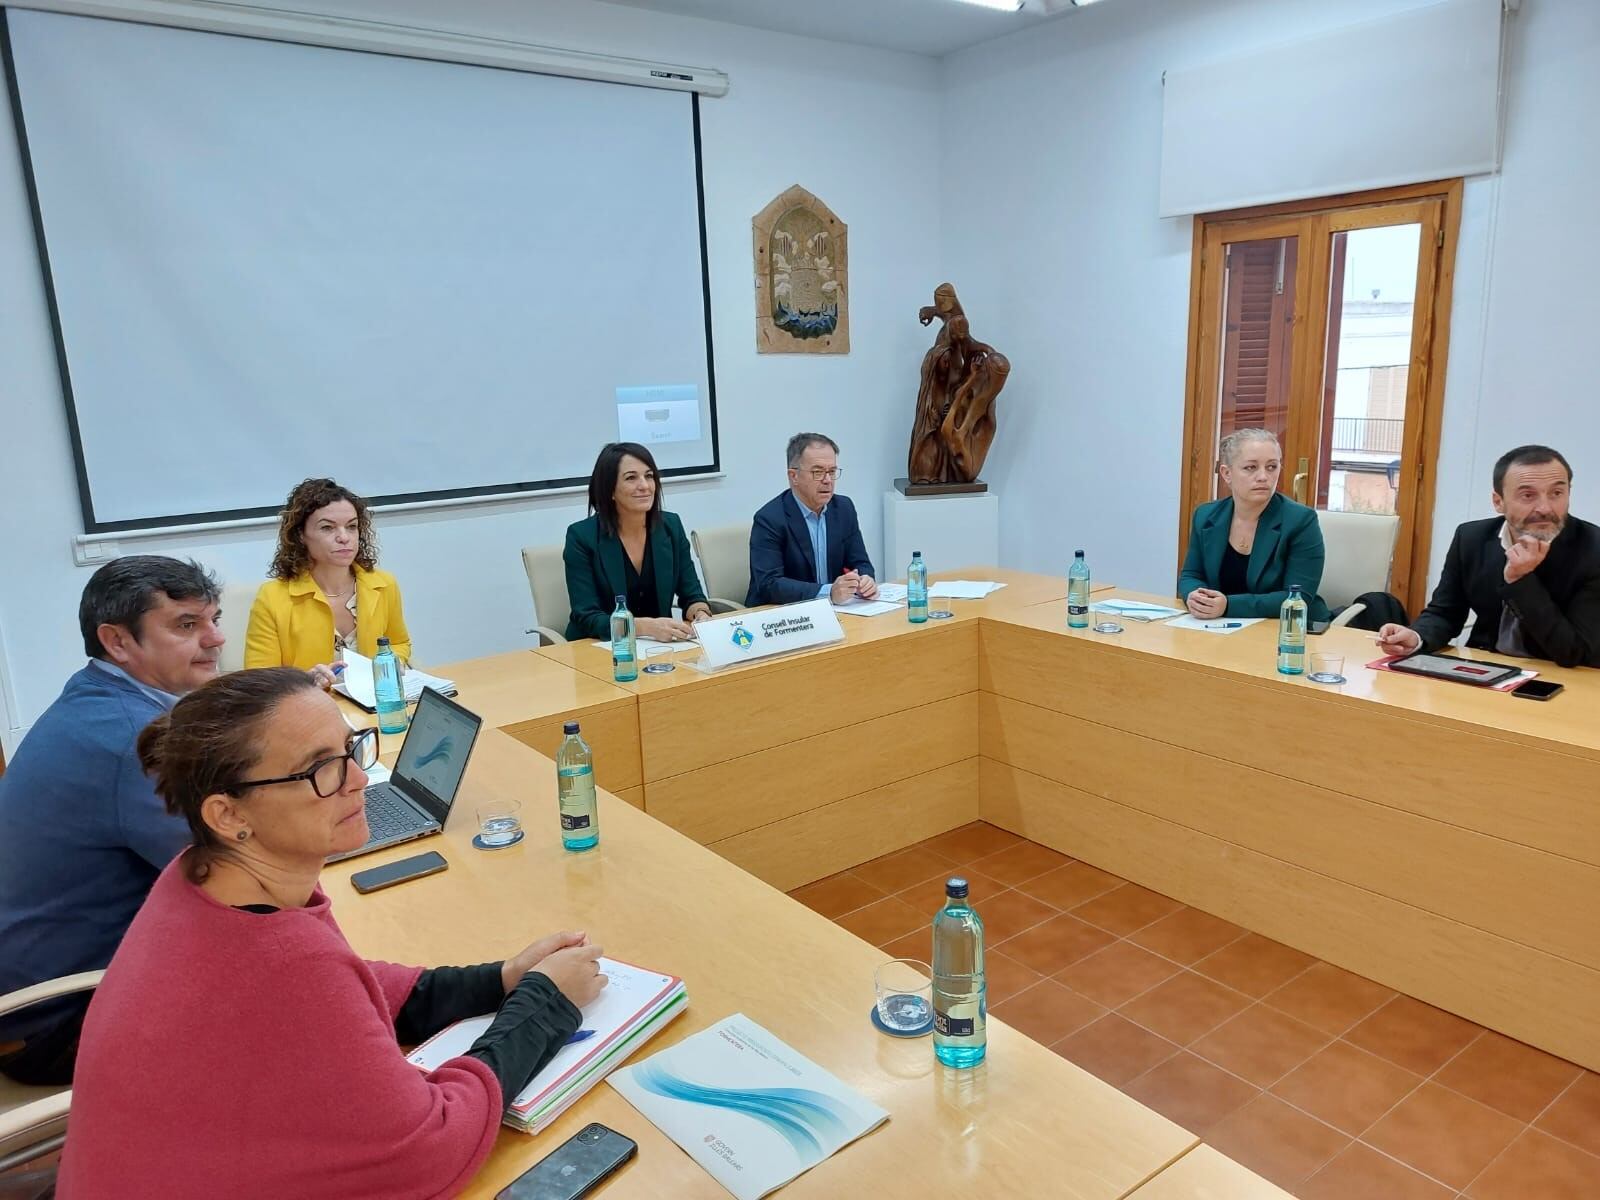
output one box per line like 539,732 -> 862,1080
799,468 -> 842,482
231,727 -> 379,799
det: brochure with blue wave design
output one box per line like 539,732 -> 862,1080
608,1014 -> 888,1200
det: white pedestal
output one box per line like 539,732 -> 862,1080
882,489 -> 1000,577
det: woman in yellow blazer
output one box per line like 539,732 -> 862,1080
244,479 -> 411,680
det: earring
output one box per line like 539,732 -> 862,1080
236,830 -> 250,842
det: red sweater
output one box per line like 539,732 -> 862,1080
57,857 -> 502,1199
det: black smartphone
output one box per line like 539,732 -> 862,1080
1512,680 -> 1564,701
496,1124 -> 637,1200
350,850 -> 448,894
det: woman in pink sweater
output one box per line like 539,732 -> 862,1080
57,668 -> 608,1199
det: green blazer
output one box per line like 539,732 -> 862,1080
563,511 -> 709,641
1178,493 -> 1331,623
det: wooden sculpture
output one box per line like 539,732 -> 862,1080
906,283 -> 1009,488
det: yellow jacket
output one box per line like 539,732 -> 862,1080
243,567 -> 412,671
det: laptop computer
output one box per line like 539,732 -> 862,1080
329,687 -> 483,864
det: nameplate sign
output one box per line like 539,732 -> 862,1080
696,599 -> 846,672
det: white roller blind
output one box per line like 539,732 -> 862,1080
1160,0 -> 1504,218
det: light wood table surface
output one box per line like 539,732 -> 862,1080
322,729 -> 1198,1200
979,590 -> 1600,1070
1125,1146 -> 1292,1199
346,654 -> 644,804
529,568 -> 1091,891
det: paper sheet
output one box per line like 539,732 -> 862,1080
1091,598 -> 1185,622
930,580 -> 1005,599
1166,614 -> 1266,634
593,636 -> 696,660
334,650 -> 455,708
832,598 -> 904,617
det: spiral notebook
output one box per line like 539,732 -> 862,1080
406,957 -> 687,1133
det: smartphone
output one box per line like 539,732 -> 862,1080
1512,680 -> 1564,701
496,1124 -> 637,1200
350,850 -> 448,894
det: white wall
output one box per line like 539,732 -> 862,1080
0,0 -> 943,747
940,0 -> 1600,595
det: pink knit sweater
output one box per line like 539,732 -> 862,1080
57,856 -> 502,1198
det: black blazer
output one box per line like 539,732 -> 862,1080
562,512 -> 708,641
1411,515 -> 1600,667
1177,493 -> 1331,623
746,491 -> 875,607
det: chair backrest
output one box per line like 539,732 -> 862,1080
521,545 -> 572,643
1318,511 -> 1400,608
690,523 -> 752,606
217,581 -> 259,673
0,969 -> 103,1173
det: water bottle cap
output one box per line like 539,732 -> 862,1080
563,720 -> 580,734
376,636 -> 391,647
614,595 -> 626,605
1074,549 -> 1085,558
944,876 -> 969,899
913,550 -> 922,558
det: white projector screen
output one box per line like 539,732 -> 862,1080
3,10 -> 720,531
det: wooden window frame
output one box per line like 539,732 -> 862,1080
1177,179 -> 1464,614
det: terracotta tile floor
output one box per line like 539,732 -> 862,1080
790,822 -> 1600,1199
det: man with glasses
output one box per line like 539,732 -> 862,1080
747,432 -> 878,606
0,556 -> 224,1085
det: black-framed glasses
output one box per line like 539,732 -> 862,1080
231,727 -> 379,799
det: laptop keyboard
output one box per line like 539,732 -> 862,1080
363,784 -> 420,841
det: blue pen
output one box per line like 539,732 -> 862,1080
1205,622 -> 1243,629
564,1029 -> 596,1047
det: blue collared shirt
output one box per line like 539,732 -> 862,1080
791,492 -> 831,598
88,658 -> 181,710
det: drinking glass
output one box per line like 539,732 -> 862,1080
874,958 -> 933,1033
475,798 -> 523,847
1309,652 -> 1346,684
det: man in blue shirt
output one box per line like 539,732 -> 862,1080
0,556 -> 224,1085
747,432 -> 878,606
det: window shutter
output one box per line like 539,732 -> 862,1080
1218,238 -> 1296,447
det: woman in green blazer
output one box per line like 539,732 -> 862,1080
1178,428 -> 1332,624
564,443 -> 712,641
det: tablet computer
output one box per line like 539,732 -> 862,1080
1388,653 -> 1521,687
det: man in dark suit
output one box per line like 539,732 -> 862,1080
1377,445 -> 1600,668
747,433 -> 878,607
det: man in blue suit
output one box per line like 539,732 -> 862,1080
747,433 -> 878,607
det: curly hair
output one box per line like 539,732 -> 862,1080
267,478 -> 378,580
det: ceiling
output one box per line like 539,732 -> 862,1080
598,0 -> 1078,58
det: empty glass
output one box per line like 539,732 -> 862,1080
475,797 -> 523,848
1309,651 -> 1346,684
874,958 -> 933,1033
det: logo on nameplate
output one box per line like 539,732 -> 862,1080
731,625 -> 755,650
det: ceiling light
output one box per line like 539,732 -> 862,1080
951,0 -> 1026,12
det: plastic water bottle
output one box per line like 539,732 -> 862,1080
556,721 -> 599,851
1278,584 -> 1308,675
932,877 -> 986,1068
907,551 -> 929,624
1067,549 -> 1091,629
610,595 -> 638,683
373,637 -> 408,734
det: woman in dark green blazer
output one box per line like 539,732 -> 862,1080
1178,429 -> 1332,624
564,442 -> 712,641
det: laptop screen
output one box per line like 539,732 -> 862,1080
391,689 -> 482,824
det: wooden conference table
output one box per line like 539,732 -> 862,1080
978,592 -> 1600,1072
323,728 -> 1226,1199
327,564 -> 1597,1191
